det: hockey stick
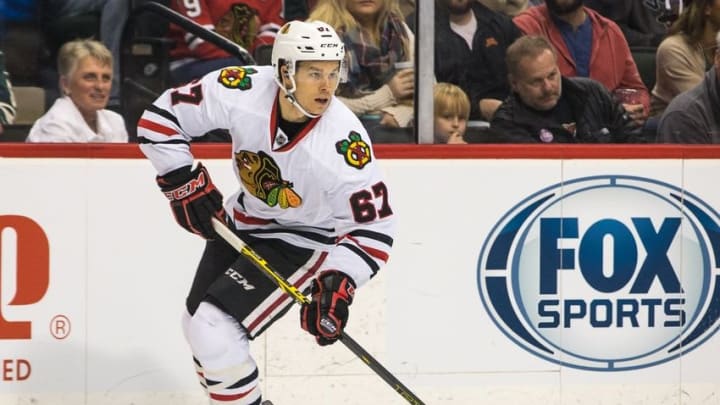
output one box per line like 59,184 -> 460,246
211,218 -> 425,405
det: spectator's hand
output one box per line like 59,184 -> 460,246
623,103 -> 646,125
0,124 -> 4,135
479,98 -> 503,121
387,69 -> 414,101
447,131 -> 467,144
379,112 -> 399,127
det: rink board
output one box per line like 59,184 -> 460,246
0,144 -> 719,404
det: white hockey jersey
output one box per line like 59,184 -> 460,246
138,66 -> 396,287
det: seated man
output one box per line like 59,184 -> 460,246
656,32 -> 720,143
513,0 -> 649,123
431,0 -> 522,120
584,0 -> 667,47
487,35 -> 646,143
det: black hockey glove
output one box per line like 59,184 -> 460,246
301,271 -> 356,346
156,162 -> 226,239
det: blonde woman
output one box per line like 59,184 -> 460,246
27,39 -> 127,142
434,82 -> 469,144
651,0 -> 720,116
309,0 -> 415,128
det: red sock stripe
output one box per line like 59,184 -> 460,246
209,385 -> 256,401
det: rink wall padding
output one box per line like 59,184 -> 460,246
0,144 -> 719,405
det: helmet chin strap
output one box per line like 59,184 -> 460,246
281,75 -> 320,119
284,91 -> 320,119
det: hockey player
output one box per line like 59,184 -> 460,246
137,20 -> 396,405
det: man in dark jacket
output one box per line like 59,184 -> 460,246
657,34 -> 720,143
584,0 -> 667,47
488,35 -> 646,143
429,0 -> 522,120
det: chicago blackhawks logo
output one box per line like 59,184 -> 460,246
235,150 -> 302,208
218,67 -> 257,90
336,131 -> 371,169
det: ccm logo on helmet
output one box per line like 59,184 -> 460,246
477,175 -> 720,371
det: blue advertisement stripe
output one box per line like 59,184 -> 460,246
487,277 -> 554,354
486,194 -> 554,270
668,274 -> 720,353
673,194 -> 720,267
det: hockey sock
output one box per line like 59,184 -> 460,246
185,302 -> 263,405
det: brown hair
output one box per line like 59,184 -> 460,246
669,0 -> 713,45
505,35 -> 556,78
434,82 -> 470,119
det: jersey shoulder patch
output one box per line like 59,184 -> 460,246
335,131 -> 372,170
218,67 -> 258,90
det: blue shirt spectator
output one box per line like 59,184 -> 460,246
553,13 -> 592,77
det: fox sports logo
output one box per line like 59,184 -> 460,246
477,175 -> 720,371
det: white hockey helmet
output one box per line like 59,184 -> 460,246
271,20 -> 347,89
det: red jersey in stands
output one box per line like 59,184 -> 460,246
168,0 -> 284,63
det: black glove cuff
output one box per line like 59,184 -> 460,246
157,165 -> 194,190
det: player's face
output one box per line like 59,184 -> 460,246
511,49 -> 562,111
61,56 -> 112,118
292,61 -> 341,116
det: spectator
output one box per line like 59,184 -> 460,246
488,36 -> 644,143
650,0 -> 720,117
309,0 -> 416,129
584,0 -> 668,47
26,39 -> 127,142
426,0 -> 521,121
657,31 -> 720,143
0,50 -> 17,135
478,0 -> 530,16
434,82 -> 470,143
513,0 -> 650,124
44,0 -> 129,108
168,0 -> 284,86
